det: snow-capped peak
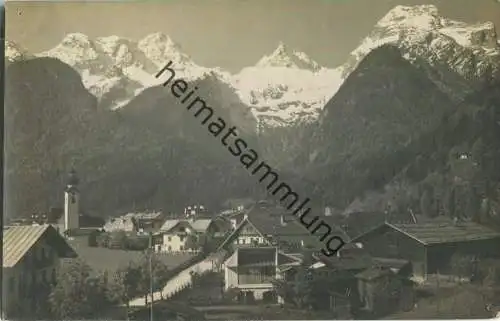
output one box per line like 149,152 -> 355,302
31,32 -> 222,109
234,41 -> 342,126
376,4 -> 441,30
137,32 -> 193,68
5,40 -> 30,62
375,4 -> 498,48
341,4 -> 500,80
9,5 -> 499,128
256,41 -> 321,72
39,32 -> 101,67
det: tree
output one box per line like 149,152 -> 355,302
88,230 -> 100,247
96,232 -> 110,248
467,191 -> 481,222
272,278 -> 296,305
127,236 -> 149,251
471,138 -> 486,166
411,155 -> 425,179
420,189 -> 434,218
272,258 -> 314,309
136,252 -> 170,304
481,263 -> 500,303
184,234 -> 199,252
443,188 -> 456,218
109,231 -> 128,249
107,262 -> 142,319
479,198 -> 492,224
49,259 -> 111,319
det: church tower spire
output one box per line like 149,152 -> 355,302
64,168 -> 80,233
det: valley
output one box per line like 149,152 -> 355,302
4,4 -> 500,229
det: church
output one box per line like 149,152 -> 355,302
52,169 -> 103,236
50,169 -> 81,236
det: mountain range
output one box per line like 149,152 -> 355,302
4,4 -> 500,221
7,4 -> 500,127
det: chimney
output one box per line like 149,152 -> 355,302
324,207 -> 332,216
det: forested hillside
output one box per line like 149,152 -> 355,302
5,46 -> 500,222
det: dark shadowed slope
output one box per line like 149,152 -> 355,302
5,58 -> 264,218
307,45 -> 457,207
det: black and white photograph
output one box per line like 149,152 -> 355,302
3,0 -> 500,319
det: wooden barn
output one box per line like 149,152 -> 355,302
352,221 -> 500,279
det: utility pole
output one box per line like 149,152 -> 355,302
149,232 -> 154,321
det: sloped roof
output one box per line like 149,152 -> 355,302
217,204 -> 348,254
314,251 -> 410,274
133,212 -> 163,220
159,219 -> 213,233
244,205 -> 309,236
103,215 -> 137,232
3,224 -> 77,268
392,222 -> 500,244
372,257 -> 411,271
353,221 -> 500,245
189,219 -> 213,232
159,219 -> 181,232
318,254 -> 373,272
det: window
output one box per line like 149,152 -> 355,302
179,235 -> 185,242
71,195 -> 76,204
168,236 -> 172,242
241,239 -> 246,244
180,246 -> 184,251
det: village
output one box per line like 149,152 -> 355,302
3,169 -> 500,320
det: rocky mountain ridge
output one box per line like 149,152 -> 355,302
343,5 -> 500,81
6,4 -> 500,127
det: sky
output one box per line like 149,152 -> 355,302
5,0 -> 500,72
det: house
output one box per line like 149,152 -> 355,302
133,212 -> 165,233
183,205 -> 211,219
351,220 -> 500,279
103,212 -> 165,234
217,203 -> 339,253
279,246 -> 414,316
2,224 -> 78,319
154,218 -> 223,253
103,214 -> 138,233
218,208 -> 247,230
223,246 -> 301,303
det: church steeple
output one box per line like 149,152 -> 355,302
64,168 -> 80,233
66,168 -> 79,193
